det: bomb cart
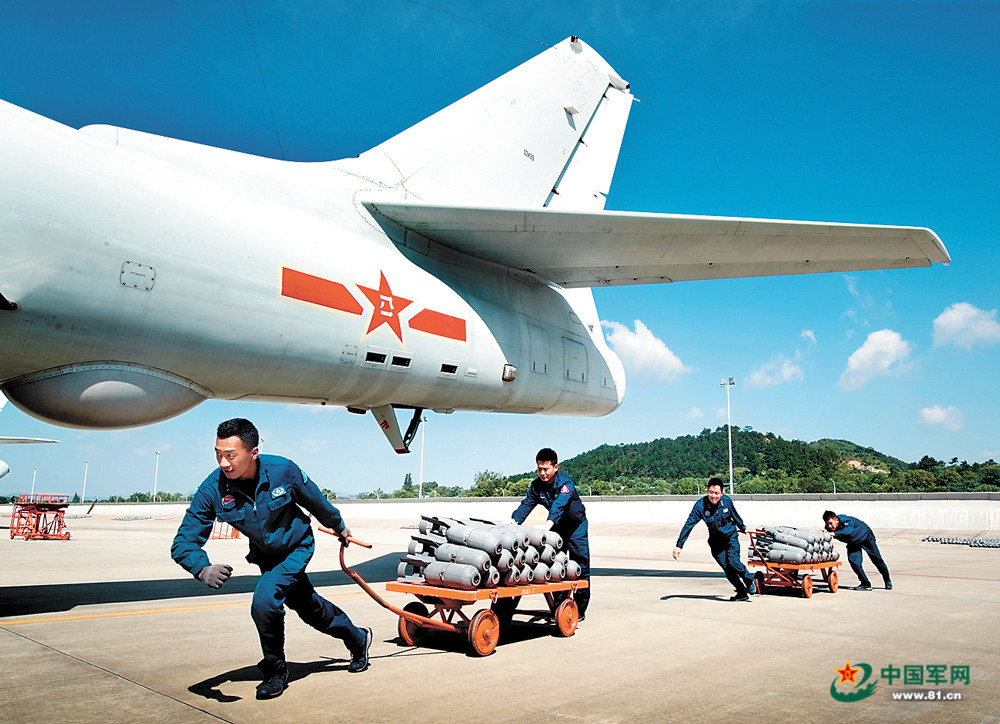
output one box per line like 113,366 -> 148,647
747,527 -> 842,598
330,515 -> 588,656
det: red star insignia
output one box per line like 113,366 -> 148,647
836,661 -> 860,685
358,271 -> 412,343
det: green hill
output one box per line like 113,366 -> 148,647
808,438 -> 909,473
497,427 -> 998,496
366,426 -> 999,498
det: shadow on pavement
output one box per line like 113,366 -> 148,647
1,557 -> 735,618
0,552 -> 403,617
591,567 -> 724,578
659,593 -> 730,602
188,656 -> 353,702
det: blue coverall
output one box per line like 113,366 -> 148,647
171,455 -> 365,677
829,513 -> 891,587
512,469 -> 591,615
676,494 -> 756,595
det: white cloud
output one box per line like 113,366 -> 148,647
602,319 -> 691,382
801,329 -> 816,345
839,329 -> 912,391
918,405 -> 965,431
686,407 -> 703,420
747,356 -> 804,388
844,275 -> 859,299
932,302 -> 1000,350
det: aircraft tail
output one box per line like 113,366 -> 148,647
348,37 -> 634,210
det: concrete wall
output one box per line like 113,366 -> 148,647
7,493 -> 997,531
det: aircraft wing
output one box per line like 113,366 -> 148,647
362,201 -> 950,288
0,398 -> 57,443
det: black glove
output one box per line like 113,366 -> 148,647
198,563 -> 233,589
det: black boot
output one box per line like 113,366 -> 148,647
256,663 -> 288,699
348,627 -> 372,673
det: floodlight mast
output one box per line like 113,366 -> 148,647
418,416 -> 427,499
720,378 -> 736,495
153,450 -> 160,502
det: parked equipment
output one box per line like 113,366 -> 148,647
9,493 -> 71,540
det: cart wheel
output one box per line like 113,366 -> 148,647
828,570 -> 839,593
802,576 -> 814,598
554,598 -> 578,637
491,596 -> 520,627
467,609 -> 500,656
398,601 -> 429,646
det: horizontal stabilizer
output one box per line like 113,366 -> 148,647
362,201 -> 950,288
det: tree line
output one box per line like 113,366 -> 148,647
362,426 -> 1000,498
3,428 -> 994,504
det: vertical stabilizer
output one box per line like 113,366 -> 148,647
351,37 -> 634,208
545,85 -> 633,211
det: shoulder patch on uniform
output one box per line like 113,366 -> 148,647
272,487 -> 286,497
222,495 -> 235,508
560,484 -> 570,494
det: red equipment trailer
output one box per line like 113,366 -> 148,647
9,493 -> 71,540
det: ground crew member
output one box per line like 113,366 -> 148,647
823,510 -> 892,591
171,418 -> 372,700
512,448 -> 590,618
672,477 -> 757,601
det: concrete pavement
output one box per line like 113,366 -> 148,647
1,510 -> 998,723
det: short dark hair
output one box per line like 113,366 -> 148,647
822,510 -> 838,523
217,418 -> 259,449
536,447 -> 558,465
707,477 -> 725,491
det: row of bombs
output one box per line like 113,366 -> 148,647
396,515 -> 583,590
749,526 -> 841,564
923,536 -> 1000,548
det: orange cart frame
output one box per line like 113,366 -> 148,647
332,531 -> 587,656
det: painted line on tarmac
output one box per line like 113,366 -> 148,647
1,591 -> 367,626
1,625 -> 235,723
901,572 -> 1000,582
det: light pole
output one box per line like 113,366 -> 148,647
720,378 -> 736,495
30,467 -> 37,499
82,459 -> 89,504
418,416 -> 427,499
153,450 -> 160,502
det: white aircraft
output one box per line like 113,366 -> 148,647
0,399 -> 57,479
0,37 -> 949,453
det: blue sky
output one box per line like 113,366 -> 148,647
1,1 -> 998,499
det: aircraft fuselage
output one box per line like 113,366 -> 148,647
0,99 -> 624,429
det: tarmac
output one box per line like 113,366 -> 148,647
1,511 -> 999,723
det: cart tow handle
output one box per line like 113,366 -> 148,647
320,526 -> 456,634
